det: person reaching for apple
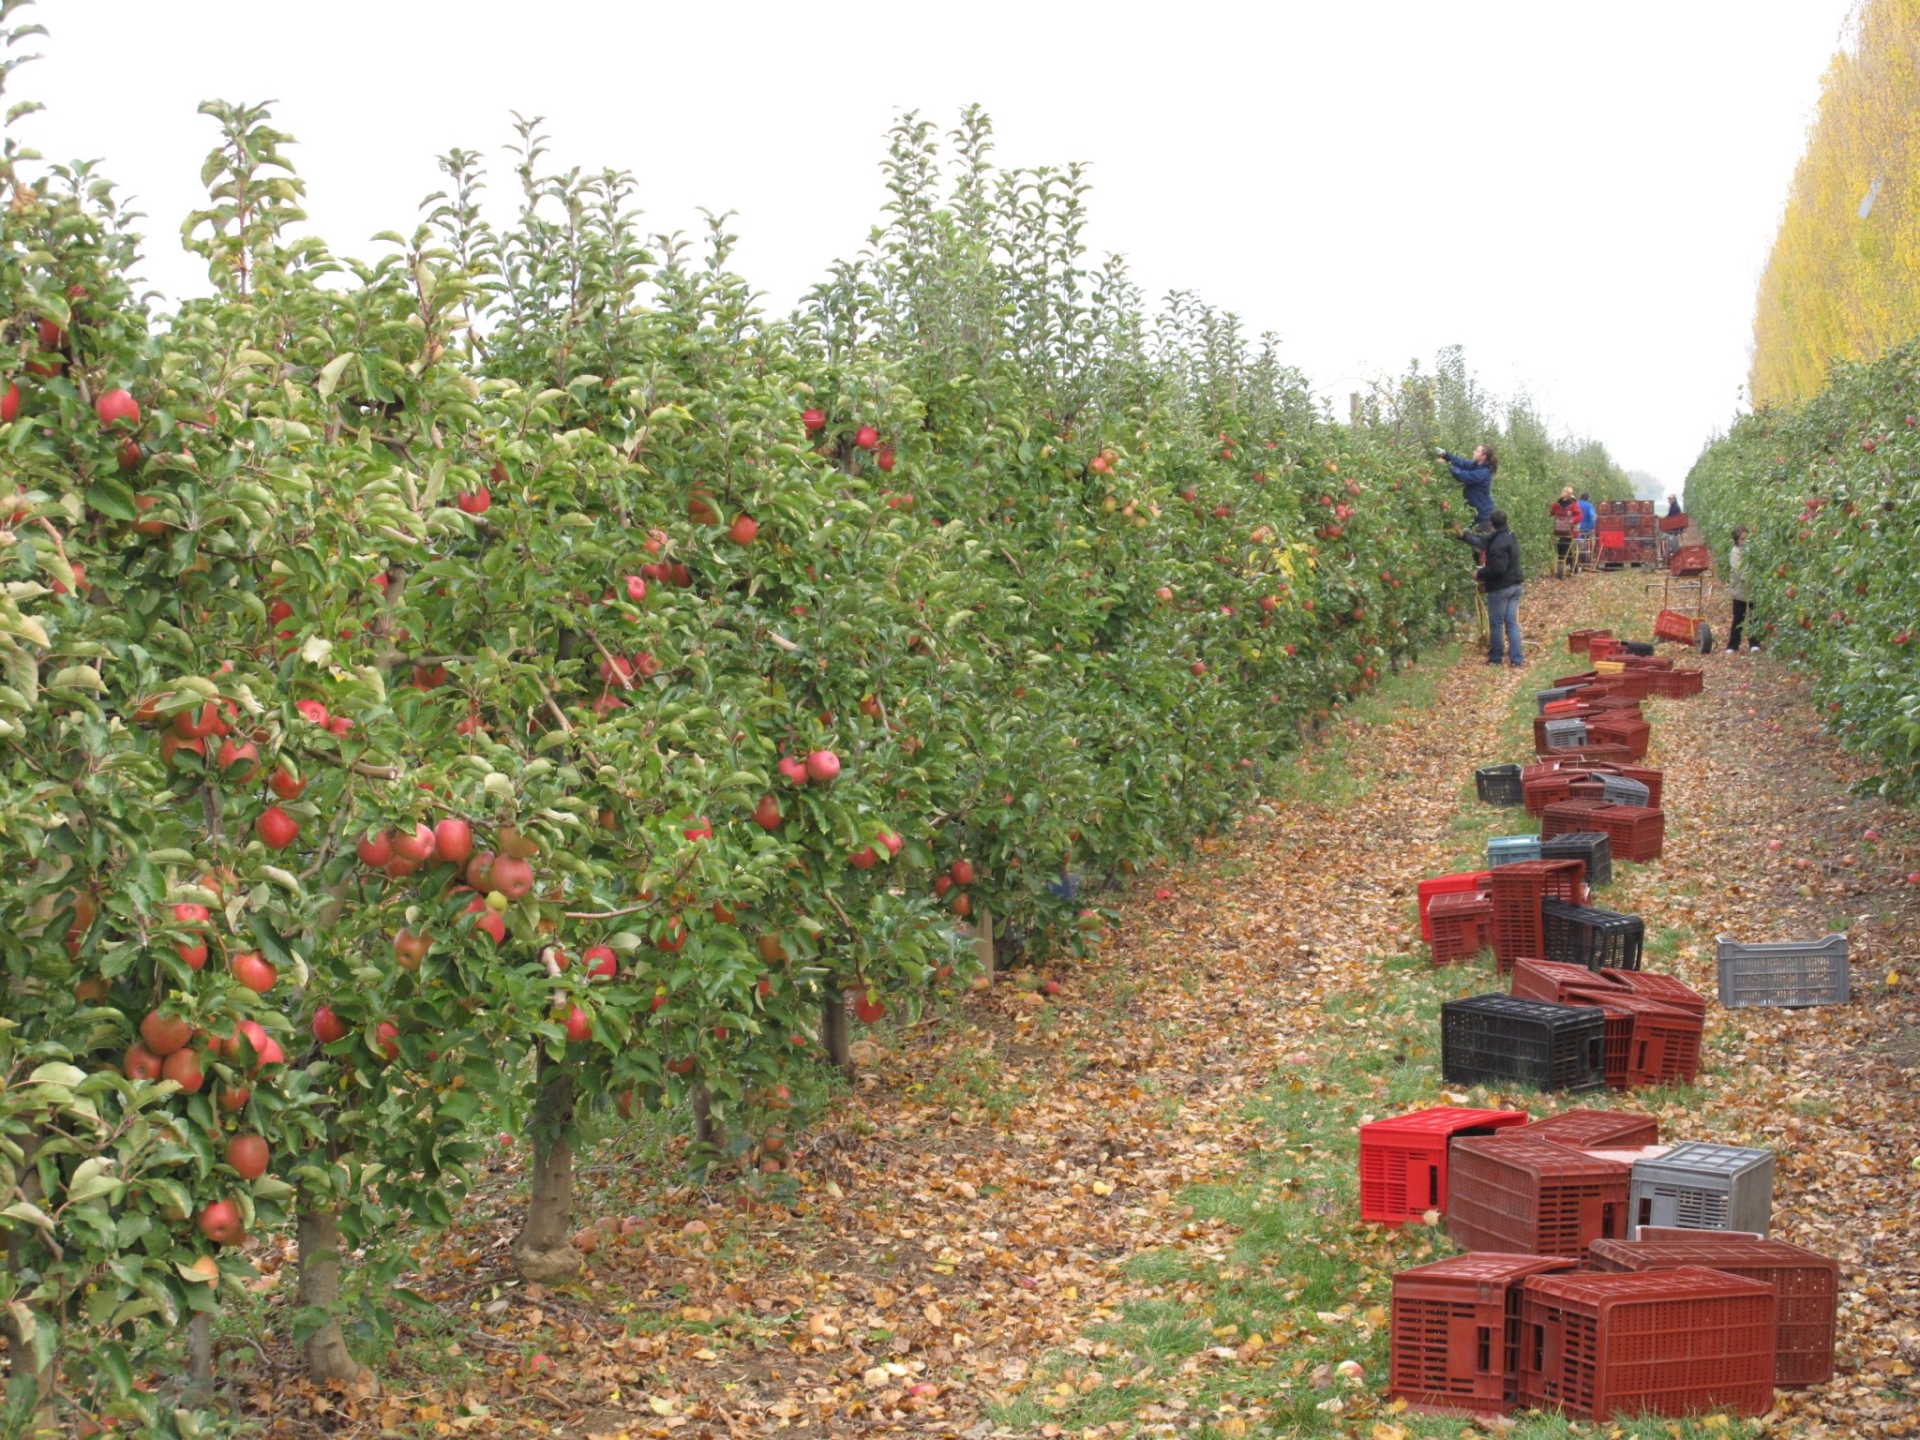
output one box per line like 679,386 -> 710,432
1437,444 -> 1499,526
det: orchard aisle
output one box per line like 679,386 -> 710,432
335,572 -> 1917,1440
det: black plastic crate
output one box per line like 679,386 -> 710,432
1540,831 -> 1612,890
1441,994 -> 1608,1093
1541,899 -> 1645,972
1475,763 -> 1525,807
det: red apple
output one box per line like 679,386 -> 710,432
752,794 -> 783,831
124,1043 -> 164,1081
393,930 -> 430,971
357,832 -> 394,868
197,1200 -> 244,1247
374,1021 -> 401,1061
215,737 -> 260,782
934,874 -> 952,897
1191,662 -> 1206,676
393,823 -> 437,863
162,1048 -> 204,1093
564,1005 -> 593,1043
433,817 -> 474,864
269,767 -> 306,801
950,859 -> 975,886
876,447 -> 896,472
0,383 -> 19,423
219,1086 -> 250,1114
95,389 -> 140,428
256,806 -> 298,850
805,749 -> 841,784
879,830 -> 904,858
230,951 -> 278,994
456,487 -> 492,515
624,574 -> 647,603
778,755 -> 809,786
584,945 -> 618,981
491,855 -> 534,899
226,1134 -> 269,1180
296,699 -> 330,727
854,993 -> 886,1024
312,1006 -> 350,1044
232,1019 -> 284,1070
683,816 -> 713,841
464,894 -> 507,944
140,1011 -> 194,1056
802,407 -> 826,431
854,425 -> 880,450
727,515 -> 758,545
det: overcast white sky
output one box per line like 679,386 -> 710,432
19,1 -> 1855,487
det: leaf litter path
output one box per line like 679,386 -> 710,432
262,570 -> 1917,1440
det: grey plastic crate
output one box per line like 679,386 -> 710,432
1598,775 -> 1651,807
1487,835 -> 1542,867
1537,687 -> 1576,712
1715,934 -> 1850,1009
1543,718 -> 1589,750
1629,1142 -> 1773,1238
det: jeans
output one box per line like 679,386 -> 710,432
1486,584 -> 1523,664
1462,482 -> 1494,522
1729,598 -> 1751,651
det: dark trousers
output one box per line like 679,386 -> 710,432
1729,599 -> 1751,651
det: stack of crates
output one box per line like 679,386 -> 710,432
1429,890 -> 1494,964
1488,859 -> 1587,972
1567,629 -> 1610,654
1715,934 -> 1850,1008
1593,991 -> 1703,1090
1517,1268 -> 1779,1419
1389,1254 -> 1577,1415
1486,835 -> 1541,868
1629,1142 -> 1774,1237
1446,1136 -> 1631,1255
1358,1106 -> 1529,1224
1587,1234 -> 1839,1386
1441,995 -> 1606,1092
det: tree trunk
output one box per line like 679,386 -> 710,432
0,1303 -> 55,1436
512,1057 -> 581,1283
969,906 -> 995,981
297,1204 -> 373,1387
691,1083 -> 724,1150
821,989 -> 853,1078
186,1311 -> 213,1397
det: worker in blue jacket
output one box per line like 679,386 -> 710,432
1437,445 -> 1499,524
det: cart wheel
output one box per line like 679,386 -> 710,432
1694,621 -> 1714,654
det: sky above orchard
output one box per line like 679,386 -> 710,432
29,0 -> 1853,487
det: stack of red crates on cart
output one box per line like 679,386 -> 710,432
1446,1136 -> 1633,1255
1358,1106 -> 1529,1224
1507,961 -> 1704,1089
1516,1267 -> 1779,1419
1588,1233 -> 1839,1386
1429,890 -> 1495,963
1489,860 -> 1587,973
1390,1254 -> 1577,1416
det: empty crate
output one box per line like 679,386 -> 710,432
1446,1136 -> 1630,1255
1630,1142 -> 1774,1237
1417,870 -> 1492,942
1390,1253 -> 1578,1415
1540,798 -> 1608,838
1598,774 -> 1650,807
1590,804 -> 1665,863
1715,934 -> 1850,1009
1490,859 -> 1588,972
1441,995 -> 1606,1093
1646,667 -> 1705,699
1610,969 -> 1707,1016
1506,1107 -> 1659,1149
1595,994 -> 1702,1089
1588,1235 -> 1838,1386
1587,715 -> 1651,760
1508,956 -> 1609,1005
1429,891 -> 1494,964
1475,763 -> 1524,806
1517,1267 -> 1778,1419
1537,686 -> 1577,710
1486,835 -> 1541,868
1541,718 -> 1588,752
1359,1105 -> 1530,1224
1540,830 -> 1611,888
1541,899 -> 1645,971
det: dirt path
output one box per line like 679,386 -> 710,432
245,569 -> 1919,1440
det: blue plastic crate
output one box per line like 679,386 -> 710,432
1487,835 -> 1543,868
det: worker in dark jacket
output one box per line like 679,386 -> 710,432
1438,445 -> 1499,524
1457,508 -> 1524,665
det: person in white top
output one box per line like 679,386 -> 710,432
1726,525 -> 1758,654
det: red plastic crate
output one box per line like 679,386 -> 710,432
1653,609 -> 1700,645
1608,670 -> 1653,700
1585,694 -> 1644,714
1517,1267 -> 1778,1419
1417,870 -> 1491,942
1596,996 -> 1702,1090
1567,777 -> 1606,801
1586,715 -> 1651,760
1525,773 -> 1577,817
1551,671 -> 1600,688
1567,629 -> 1610,655
1429,891 -> 1495,965
1359,1106 -> 1530,1224
1558,744 -> 1634,764
1670,544 -> 1712,576
1609,969 -> 1705,1016
1506,1107 -> 1659,1149
1447,1137 -> 1632,1256
1542,698 -> 1588,718
1509,957 -> 1612,1005
1591,804 -> 1665,862
1589,1235 -> 1838,1386
1541,799 -> 1610,839
1490,860 -> 1588,973
1624,654 -> 1675,671
1590,635 -> 1623,660
1646,668 -> 1704,699
1390,1253 -> 1579,1415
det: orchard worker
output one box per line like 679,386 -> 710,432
1549,486 -> 1583,575
1457,509 -> 1524,666
1577,491 -> 1598,566
1726,524 -> 1758,654
1437,444 -> 1499,525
